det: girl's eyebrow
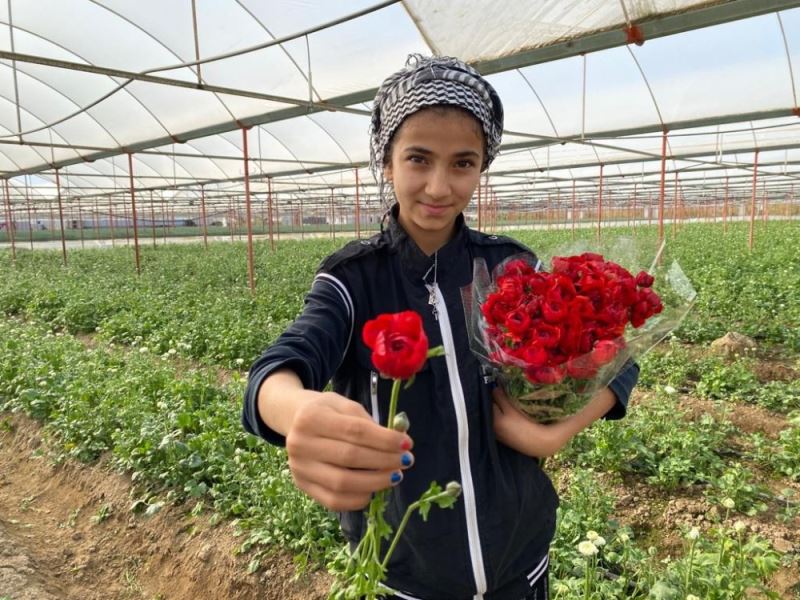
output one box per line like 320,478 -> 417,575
403,145 -> 481,158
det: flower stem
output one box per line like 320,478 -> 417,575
380,490 -> 452,570
387,378 -> 401,430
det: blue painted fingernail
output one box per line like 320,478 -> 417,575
391,471 -> 402,484
401,452 -> 413,467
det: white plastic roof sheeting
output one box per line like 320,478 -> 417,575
0,0 -> 799,209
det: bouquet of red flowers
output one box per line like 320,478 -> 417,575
462,240 -> 695,422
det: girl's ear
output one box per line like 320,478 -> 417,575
383,164 -> 393,183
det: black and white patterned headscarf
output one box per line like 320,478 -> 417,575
369,54 -> 504,203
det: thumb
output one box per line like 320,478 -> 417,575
492,386 -> 511,413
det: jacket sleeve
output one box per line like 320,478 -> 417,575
241,272 -> 354,446
604,359 -> 639,420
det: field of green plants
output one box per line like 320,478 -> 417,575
1,221 -> 798,599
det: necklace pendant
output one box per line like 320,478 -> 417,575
428,287 -> 439,321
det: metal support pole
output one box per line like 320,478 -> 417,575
54,170 -> 67,266
597,164 -> 604,241
330,189 -> 335,240
658,130 -> 668,245
77,199 -> 84,249
274,191 -> 280,243
723,176 -> 729,234
749,149 -> 759,251
149,191 -> 156,247
200,185 -> 208,249
299,196 -> 304,240
355,168 -> 361,238
242,127 -> 256,294
49,201 -> 55,242
571,180 -> 576,240
477,175 -> 482,230
25,191 -> 33,249
267,177 -> 275,250
109,198 -> 116,246
228,196 -> 234,242
2,179 -> 16,261
162,197 -> 167,244
672,171 -> 679,239
128,153 -> 141,275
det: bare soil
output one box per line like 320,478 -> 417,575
0,414 -> 330,600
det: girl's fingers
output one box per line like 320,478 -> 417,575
295,436 -> 413,471
290,462 -> 402,511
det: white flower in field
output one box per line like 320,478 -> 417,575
733,520 -> 746,533
686,595 -> 700,600
687,527 -> 700,540
586,530 -> 599,541
722,497 -> 735,510
37,378 -> 47,387
617,532 -> 630,543
578,541 -> 598,556
139,346 -> 149,354
664,385 -> 677,395
592,536 -> 607,548
235,358 -> 244,366
167,348 -> 177,355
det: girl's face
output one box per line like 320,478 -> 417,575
383,107 -> 485,254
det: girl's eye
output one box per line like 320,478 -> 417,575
456,159 -> 476,169
407,155 -> 426,164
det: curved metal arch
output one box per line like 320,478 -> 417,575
0,57 -> 122,149
0,20 -> 170,141
0,17 -> 235,186
0,91 -> 76,172
776,12 -> 798,108
233,0 -> 324,103
88,0 -> 236,124
0,18 -> 231,186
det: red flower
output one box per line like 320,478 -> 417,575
504,259 -> 535,276
542,290 -> 568,323
635,271 -> 655,288
566,355 -> 598,379
497,275 -> 524,304
504,308 -> 531,336
532,322 -> 562,348
525,364 -> 566,384
591,339 -> 619,366
363,311 -> 429,380
521,342 -> 549,367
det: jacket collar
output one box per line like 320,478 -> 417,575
382,203 -> 470,282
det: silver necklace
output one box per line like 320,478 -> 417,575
422,251 -> 439,321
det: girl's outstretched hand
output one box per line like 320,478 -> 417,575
286,391 -> 414,512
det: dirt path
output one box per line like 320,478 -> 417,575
0,415 -> 330,600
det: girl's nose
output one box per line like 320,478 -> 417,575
425,166 -> 452,199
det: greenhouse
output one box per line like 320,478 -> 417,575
1,1 -> 799,599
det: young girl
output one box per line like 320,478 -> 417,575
242,55 -> 638,600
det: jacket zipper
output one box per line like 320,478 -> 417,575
428,282 -> 488,598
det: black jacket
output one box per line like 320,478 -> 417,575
242,209 -> 638,599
